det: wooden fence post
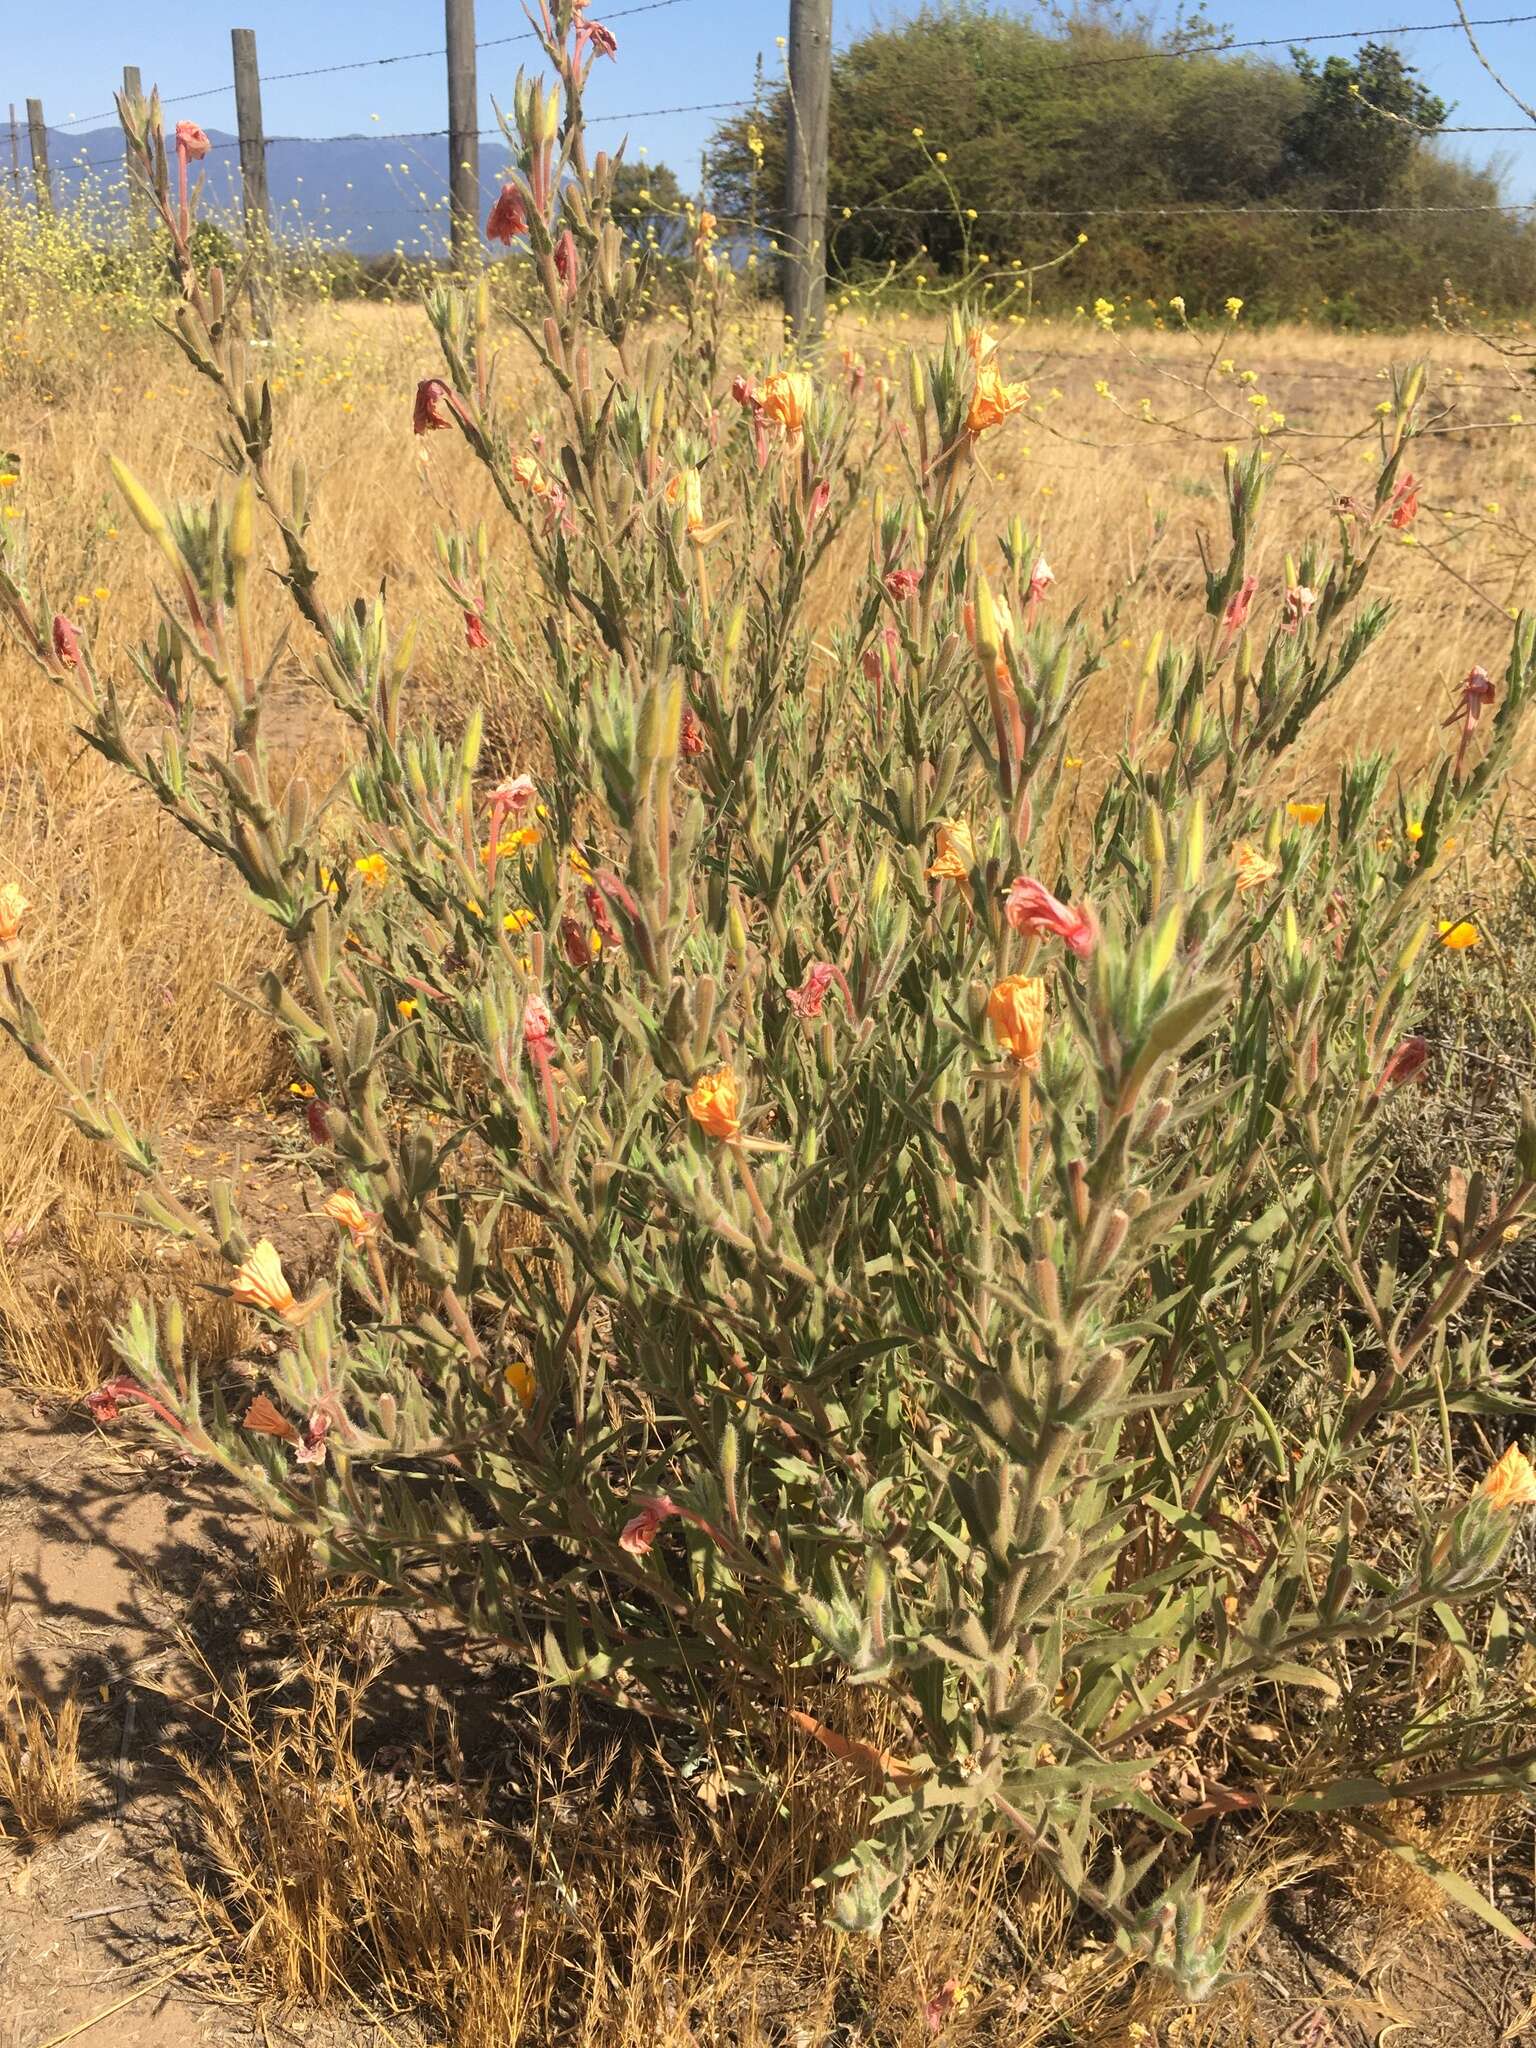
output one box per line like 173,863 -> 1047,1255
122,66 -> 147,232
445,0 -> 481,268
784,0 -> 832,351
25,99 -> 50,213
231,28 -> 273,332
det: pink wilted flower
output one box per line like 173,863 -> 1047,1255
560,914 -> 595,967
575,16 -> 618,61
1283,583 -> 1318,632
1026,554 -> 1055,611
175,121 -> 210,162
413,378 -> 456,434
586,883 -> 620,949
1389,471 -> 1419,530
807,478 -> 832,530
486,182 -> 528,244
554,229 -> 580,292
730,374 -> 756,409
1223,574 -> 1257,635
51,613 -> 83,671
862,623 -> 899,684
464,610 -> 489,651
1444,664 -> 1497,778
488,772 -> 537,838
1005,876 -> 1098,958
885,567 -> 921,603
1380,1034 -> 1431,1090
87,1376 -> 188,1437
522,992 -> 554,1054
619,1495 -> 681,1557
680,705 -> 706,758
786,961 -> 843,1019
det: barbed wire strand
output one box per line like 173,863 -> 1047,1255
39,6 -> 1536,136
46,0 -> 703,130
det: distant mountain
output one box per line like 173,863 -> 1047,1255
41,125 -> 495,256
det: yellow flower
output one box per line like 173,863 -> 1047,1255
688,1065 -> 741,1143
568,848 -> 594,883
1232,841 -> 1279,893
0,881 -> 31,943
397,997 -> 419,1019
926,820 -> 976,885
1406,819 -> 1424,843
353,852 -> 390,887
988,975 -> 1047,1067
758,371 -> 812,436
1093,296 -> 1115,327
323,1189 -> 379,1244
966,362 -> 1030,436
230,1240 -> 306,1321
504,1358 -> 536,1407
512,453 -> 552,496
0,473 -> 16,487
965,327 -> 998,366
665,466 -> 705,535
1438,918 -> 1481,950
1287,801 -> 1325,827
1479,1445 -> 1536,1510
1225,296 -> 1244,319
483,825 -> 541,862
288,1080 -> 316,1099
503,906 -> 537,934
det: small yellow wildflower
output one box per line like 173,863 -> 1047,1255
353,853 -> 390,887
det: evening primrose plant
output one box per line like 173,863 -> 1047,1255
4,4 -> 1536,1995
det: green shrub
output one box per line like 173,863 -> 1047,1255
4,27 -> 1536,1998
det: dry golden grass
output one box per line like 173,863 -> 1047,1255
0,1588 -> 84,1844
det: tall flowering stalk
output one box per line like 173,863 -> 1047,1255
1,6 -> 1535,1993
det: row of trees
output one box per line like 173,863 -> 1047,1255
692,4 -> 1535,321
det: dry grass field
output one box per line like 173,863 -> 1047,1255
2,288 -> 1536,2044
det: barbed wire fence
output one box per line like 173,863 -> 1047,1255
6,3 -> 1536,311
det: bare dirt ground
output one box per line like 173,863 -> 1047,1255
4,1367 -> 1536,2047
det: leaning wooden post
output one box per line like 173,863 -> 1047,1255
25,99 -> 50,214
231,28 -> 273,334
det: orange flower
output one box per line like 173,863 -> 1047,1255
230,1240 -> 310,1322
758,371 -> 812,436
1232,840 -> 1279,894
687,1065 -> 741,1143
504,1358 -> 536,1407
988,975 -> 1047,1067
1479,1445 -> 1536,1511
512,454 -> 552,497
323,1189 -> 379,1245
965,362 -> 1030,437
1438,918 -> 1481,950
0,882 -> 31,944
965,327 -> 999,367
1287,801 -> 1326,827
926,820 -> 976,885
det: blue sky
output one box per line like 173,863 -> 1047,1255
7,1 -> 1536,198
